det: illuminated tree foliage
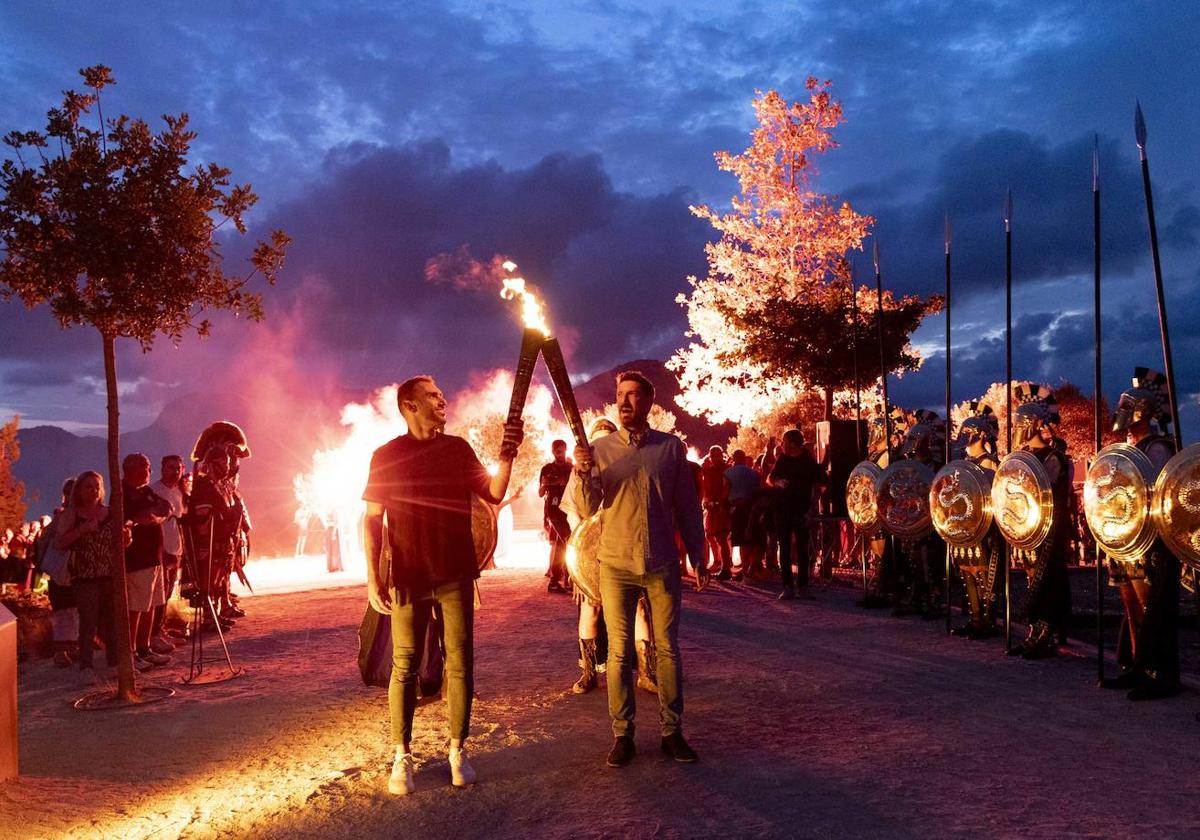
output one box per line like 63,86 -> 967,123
0,417 -> 26,534
671,80 -> 940,424
0,66 -> 290,699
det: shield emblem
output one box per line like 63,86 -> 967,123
1151,443 -> 1200,570
1082,444 -> 1157,562
472,495 -> 498,570
565,511 -> 603,604
846,461 -> 883,534
876,459 -> 935,539
990,451 -> 1054,551
930,460 -> 993,547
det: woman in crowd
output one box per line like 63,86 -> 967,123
54,470 -> 129,680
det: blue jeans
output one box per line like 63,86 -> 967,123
600,563 -> 683,737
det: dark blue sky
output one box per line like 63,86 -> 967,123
2,0 -> 1198,437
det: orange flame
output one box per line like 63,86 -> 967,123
499,261 -> 551,336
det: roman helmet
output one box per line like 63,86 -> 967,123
901,409 -> 946,465
191,420 -> 252,463
1011,383 -> 1059,448
868,407 -> 910,458
1113,366 -> 1170,434
957,401 -> 999,452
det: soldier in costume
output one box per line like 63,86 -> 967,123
1007,384 -> 1071,659
861,408 -> 909,608
1101,368 -> 1180,700
948,402 -> 1002,639
186,421 -> 252,627
895,409 -> 946,618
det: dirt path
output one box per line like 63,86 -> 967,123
4,568 -> 1199,839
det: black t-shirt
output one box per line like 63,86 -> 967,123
363,433 -> 492,597
123,483 -> 165,572
768,451 -> 819,518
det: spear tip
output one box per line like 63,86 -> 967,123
944,212 -> 952,253
1135,101 -> 1147,151
872,239 -> 880,273
1004,189 -> 1013,229
1092,135 -> 1099,191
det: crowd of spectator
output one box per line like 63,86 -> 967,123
694,430 -> 824,600
2,448 -> 248,684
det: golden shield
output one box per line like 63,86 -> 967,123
846,461 -> 883,534
1082,444 -> 1157,562
930,460 -> 993,547
565,511 -> 603,604
1151,443 -> 1200,570
990,451 -> 1054,551
876,459 -> 935,539
472,495 -> 498,570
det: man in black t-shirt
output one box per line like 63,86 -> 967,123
768,429 -> 820,600
539,439 -> 573,593
363,375 -> 522,796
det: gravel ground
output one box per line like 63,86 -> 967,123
4,567 -> 1200,840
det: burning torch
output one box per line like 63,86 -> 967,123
499,262 -> 589,451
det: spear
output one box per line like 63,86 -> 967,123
944,213 -> 953,634
849,258 -> 867,599
1135,103 -> 1183,450
1003,189 -> 1013,652
850,260 -> 863,459
873,240 -> 892,462
1093,137 -> 1106,683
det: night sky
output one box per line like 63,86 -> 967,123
2,1 -> 1198,438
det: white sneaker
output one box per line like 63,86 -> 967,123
449,749 -> 477,787
140,650 -> 173,666
388,754 -> 416,796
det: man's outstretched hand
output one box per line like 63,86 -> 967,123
499,418 -> 525,461
693,564 -> 711,592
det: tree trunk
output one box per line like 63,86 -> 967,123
103,331 -> 138,701
823,386 -> 834,421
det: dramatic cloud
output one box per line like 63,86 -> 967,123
2,0 -> 1198,440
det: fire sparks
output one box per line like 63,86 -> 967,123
499,261 -> 551,336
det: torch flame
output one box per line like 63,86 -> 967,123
499,262 -> 551,337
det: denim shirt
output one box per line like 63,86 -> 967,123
571,426 -> 705,575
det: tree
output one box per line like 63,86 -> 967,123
670,81 -> 940,424
0,66 -> 290,700
0,416 -> 26,534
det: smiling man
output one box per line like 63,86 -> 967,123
572,370 -> 707,768
363,374 -> 523,796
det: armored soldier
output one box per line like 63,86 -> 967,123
895,410 -> 946,618
1008,385 -> 1071,659
949,402 -> 1001,639
1102,368 -> 1180,700
860,409 -> 908,609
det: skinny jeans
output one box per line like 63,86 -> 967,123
388,579 -> 474,745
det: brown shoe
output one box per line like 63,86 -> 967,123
606,736 -> 636,768
660,731 -> 698,763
